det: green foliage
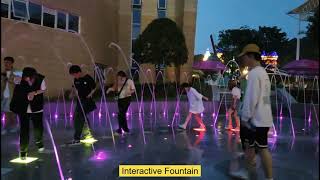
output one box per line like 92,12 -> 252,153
133,18 -> 188,67
217,26 -> 291,66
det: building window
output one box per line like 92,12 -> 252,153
158,10 -> 166,18
28,2 -> 41,25
157,0 -> 166,18
132,0 -> 141,6
12,0 -> 29,20
42,7 -> 56,28
158,0 -> 166,9
68,14 -> 79,33
132,24 -> 140,40
57,12 -> 66,30
132,8 -> 141,24
1,0 -> 9,18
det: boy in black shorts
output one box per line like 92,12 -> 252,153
235,44 -> 273,180
68,65 -> 97,145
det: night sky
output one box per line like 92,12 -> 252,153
195,0 -> 309,54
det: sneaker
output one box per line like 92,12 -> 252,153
38,147 -> 45,152
1,129 -> 7,135
199,125 -> 206,131
114,129 -> 123,136
230,168 -> 249,179
20,152 -> 27,160
178,125 -> 186,130
123,129 -> 131,135
66,140 -> 81,146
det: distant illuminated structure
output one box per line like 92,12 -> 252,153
216,48 -> 224,63
261,51 -> 278,67
203,48 -> 211,61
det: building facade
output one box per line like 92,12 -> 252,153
1,0 -> 197,96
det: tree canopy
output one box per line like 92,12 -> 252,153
217,26 -> 291,66
133,18 -> 188,67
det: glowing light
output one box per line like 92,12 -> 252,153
112,113 -> 116,117
126,112 -> 129,116
210,124 -> 214,127
261,51 -> 278,67
67,178 -> 72,180
212,113 -> 215,117
1,114 -> 5,125
280,116 -> 283,120
80,137 -> 98,144
150,112 -> 153,115
128,144 -> 132,148
195,135 -> 199,137
10,157 -> 38,164
203,48 -> 211,61
164,138 -> 167,140
69,114 -> 73,118
90,151 -> 108,161
98,112 -> 102,118
193,128 -> 206,132
201,113 -> 203,117
54,114 -> 58,119
242,67 -> 249,76
167,125 -> 170,127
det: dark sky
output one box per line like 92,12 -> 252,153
194,0 -> 309,54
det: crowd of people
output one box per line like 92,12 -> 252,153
1,44 -> 274,179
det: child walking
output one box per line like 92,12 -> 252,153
225,79 -> 241,131
178,83 -> 208,131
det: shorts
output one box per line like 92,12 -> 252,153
240,123 -> 269,150
1,97 -> 11,112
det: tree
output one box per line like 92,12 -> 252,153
194,54 -> 204,62
217,26 -> 292,67
133,18 -> 188,81
217,26 -> 258,62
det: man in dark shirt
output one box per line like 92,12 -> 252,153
68,65 -> 97,145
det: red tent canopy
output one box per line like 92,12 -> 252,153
282,59 -> 319,75
193,60 -> 226,71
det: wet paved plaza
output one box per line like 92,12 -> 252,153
1,102 -> 319,180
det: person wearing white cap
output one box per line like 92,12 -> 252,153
231,44 -> 273,180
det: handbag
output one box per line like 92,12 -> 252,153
114,78 -> 128,101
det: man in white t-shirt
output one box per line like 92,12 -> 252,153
231,44 -> 273,180
226,80 -> 241,131
107,71 -> 135,135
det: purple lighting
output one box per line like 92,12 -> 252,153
90,151 -> 108,161
112,113 -> 116,117
1,114 -> 5,125
212,113 -> 215,117
128,144 -> 132,148
98,112 -> 102,118
55,114 -> 58,119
